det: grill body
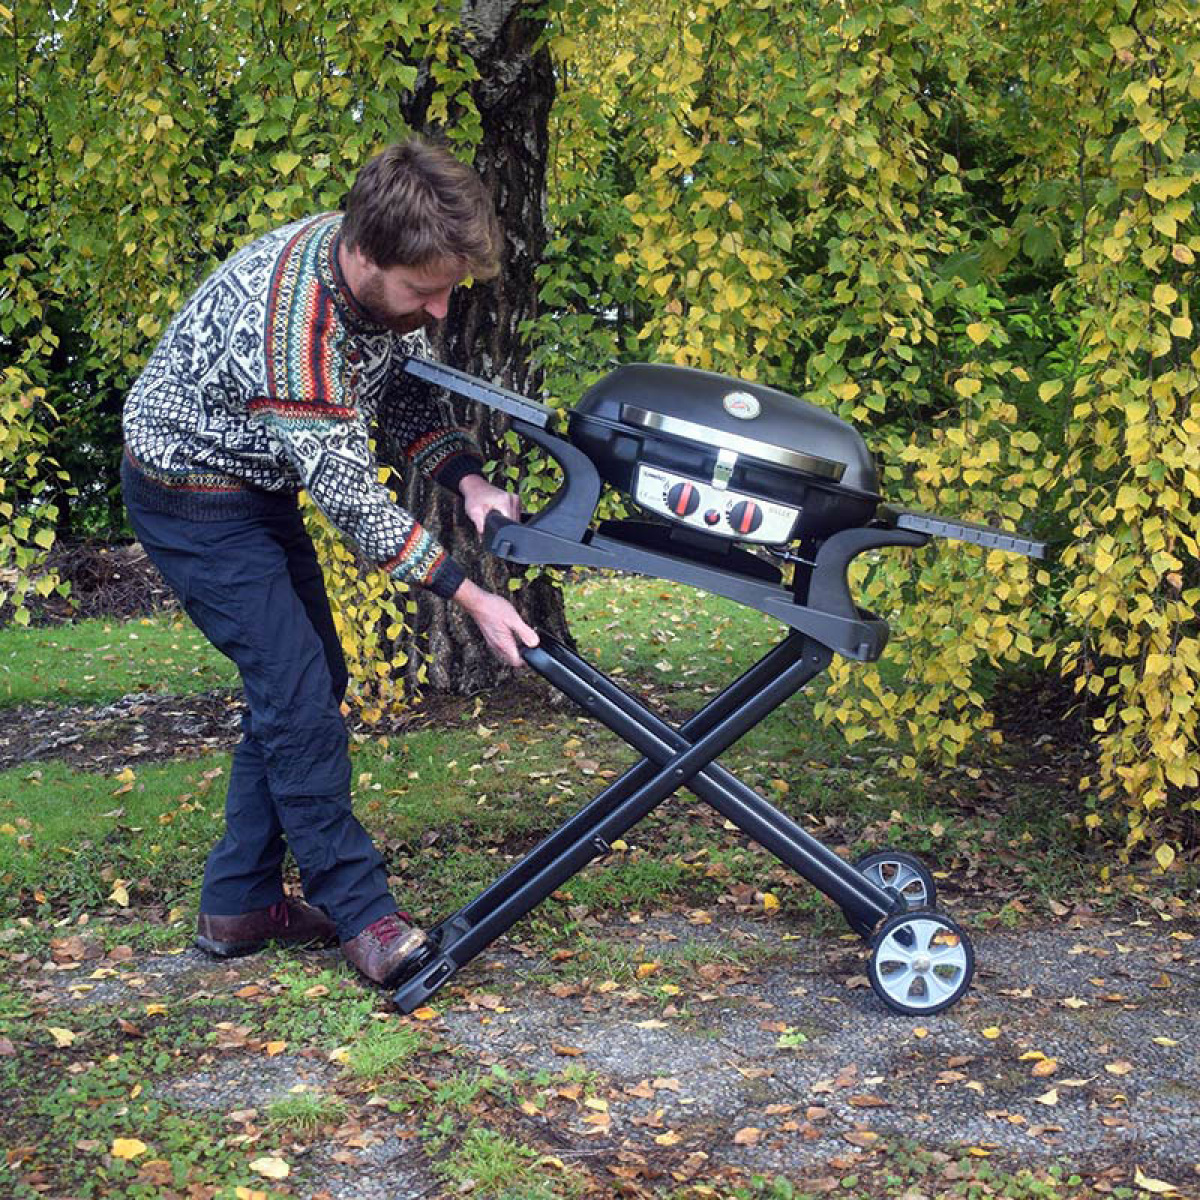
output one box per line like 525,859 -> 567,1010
569,363 -> 880,544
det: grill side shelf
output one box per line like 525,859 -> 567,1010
882,506 -> 1048,560
402,355 -> 555,430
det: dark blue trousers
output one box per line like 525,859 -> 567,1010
123,486 -> 398,941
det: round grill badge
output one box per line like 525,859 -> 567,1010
722,390 -> 761,420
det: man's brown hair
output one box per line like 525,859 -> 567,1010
340,137 -> 501,280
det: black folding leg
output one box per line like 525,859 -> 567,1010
532,635 -> 898,924
393,631 -> 895,1012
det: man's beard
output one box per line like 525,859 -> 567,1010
356,276 -> 431,334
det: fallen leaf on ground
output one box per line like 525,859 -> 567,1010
110,1138 -> 148,1160
1133,1167 -> 1178,1195
249,1156 -> 290,1179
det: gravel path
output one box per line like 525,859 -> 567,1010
24,907 -> 1199,1197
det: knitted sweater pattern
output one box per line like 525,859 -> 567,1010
122,213 -> 483,598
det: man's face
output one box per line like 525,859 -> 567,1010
347,251 -> 467,335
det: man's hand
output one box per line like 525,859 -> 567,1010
452,578 -> 539,668
459,473 -> 520,537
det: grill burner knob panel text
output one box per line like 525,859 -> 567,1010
634,464 -> 800,544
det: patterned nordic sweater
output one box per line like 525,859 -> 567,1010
122,212 -> 485,599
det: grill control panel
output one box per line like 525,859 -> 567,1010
633,465 -> 800,545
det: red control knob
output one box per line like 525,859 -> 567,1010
667,481 -> 700,517
728,500 -> 763,535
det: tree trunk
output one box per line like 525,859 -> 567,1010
400,0 -> 568,694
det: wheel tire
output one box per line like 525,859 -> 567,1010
854,849 -> 938,910
867,909 -> 974,1016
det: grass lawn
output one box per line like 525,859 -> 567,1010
0,573 -> 1113,932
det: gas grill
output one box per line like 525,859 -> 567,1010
392,356 -> 1046,1016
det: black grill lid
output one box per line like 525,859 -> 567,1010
571,363 -> 879,495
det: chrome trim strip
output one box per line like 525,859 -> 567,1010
620,405 -> 846,482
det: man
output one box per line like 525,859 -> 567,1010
121,137 -> 538,987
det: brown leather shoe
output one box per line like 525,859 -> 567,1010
341,913 -> 429,986
196,899 -> 337,958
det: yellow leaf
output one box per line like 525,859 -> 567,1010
954,376 -> 982,398
981,1026 -> 1002,1039
249,1155 -> 291,1180
264,1040 -> 287,1056
144,1003 -> 167,1016
411,1006 -> 439,1021
1134,1167 -> 1179,1195
966,321 -> 990,345
109,882 -> 130,907
110,1138 -> 148,1160
654,1130 -> 682,1146
636,962 -> 660,979
762,892 -> 780,913
1105,1060 -> 1135,1076
1038,380 -> 1064,401
48,1026 -> 77,1047
1035,1088 -> 1059,1106
1155,844 -> 1176,871
1144,176 -> 1193,201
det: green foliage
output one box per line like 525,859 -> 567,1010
533,0 -> 1200,862
2,0 -> 1197,863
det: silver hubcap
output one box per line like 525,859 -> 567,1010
873,918 -> 970,1011
863,858 -> 930,907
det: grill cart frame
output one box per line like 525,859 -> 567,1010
389,358 -> 1045,1016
